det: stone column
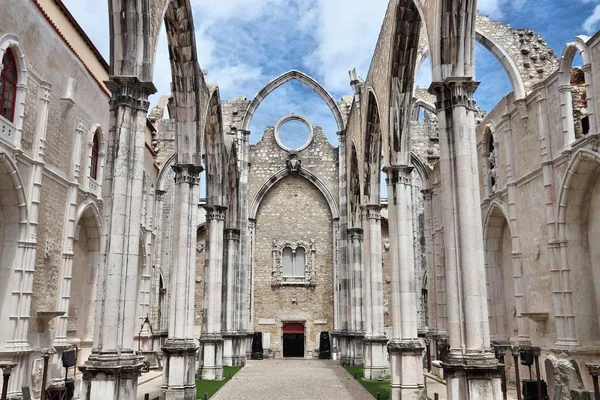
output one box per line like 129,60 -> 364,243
363,205 -> 387,380
501,112 -> 530,345
80,77 -> 155,400
558,84 -> 576,148
237,130 -> 252,362
200,205 -> 227,380
430,78 -> 501,399
222,228 -> 240,367
336,130 -> 349,362
386,165 -> 425,399
586,363 -> 600,400
347,228 -> 364,366
422,189 -> 436,333
162,164 -> 202,400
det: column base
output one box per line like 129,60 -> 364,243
198,335 -> 223,381
161,339 -> 198,400
364,336 -> 389,380
222,336 -> 233,367
79,351 -> 145,400
443,352 -> 503,400
231,334 -> 248,366
342,332 -> 364,366
388,341 -> 426,400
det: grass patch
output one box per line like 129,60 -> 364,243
196,366 -> 243,399
345,366 -> 390,400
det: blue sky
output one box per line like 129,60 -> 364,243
63,0 -> 600,146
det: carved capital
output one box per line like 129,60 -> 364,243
384,165 -> 413,186
587,363 -> 600,377
347,228 -> 363,241
430,78 -> 480,111
154,189 -> 167,202
105,77 -> 157,111
172,164 -> 203,185
225,229 -> 241,242
204,205 -> 227,221
364,205 -> 381,221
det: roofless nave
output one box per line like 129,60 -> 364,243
1,0 -> 600,399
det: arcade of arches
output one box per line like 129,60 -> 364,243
3,0 -> 600,399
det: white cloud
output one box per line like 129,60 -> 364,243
584,5 -> 600,33
61,0 -> 110,59
302,0 -> 388,93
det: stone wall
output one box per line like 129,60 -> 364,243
253,174 -> 334,357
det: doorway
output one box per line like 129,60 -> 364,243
283,322 -> 305,358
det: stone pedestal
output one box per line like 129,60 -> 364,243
388,341 -> 426,400
364,337 -> 388,380
79,353 -> 144,400
222,335 -> 234,367
161,339 -> 198,400
444,354 -> 502,400
199,335 -> 223,381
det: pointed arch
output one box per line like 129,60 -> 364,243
204,87 -> 225,206
415,28 -> 527,101
482,200 -> 514,341
0,34 -> 29,148
348,144 -> 361,227
242,70 -> 344,133
364,90 -> 382,204
225,141 -> 240,229
250,168 -> 339,221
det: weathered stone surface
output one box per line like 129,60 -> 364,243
545,353 -> 585,400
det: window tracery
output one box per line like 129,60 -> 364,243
271,239 -> 316,287
0,49 -> 17,122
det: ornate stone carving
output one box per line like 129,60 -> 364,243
286,152 -> 302,173
383,238 -> 390,251
196,243 -> 204,253
104,77 -> 157,112
172,164 -> 203,185
271,239 -> 316,287
204,205 -> 227,221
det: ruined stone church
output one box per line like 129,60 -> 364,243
2,0 -> 600,399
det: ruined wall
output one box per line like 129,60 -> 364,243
253,175 -> 334,357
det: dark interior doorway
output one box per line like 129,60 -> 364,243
283,322 -> 305,358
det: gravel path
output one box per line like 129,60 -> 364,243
212,359 -> 375,400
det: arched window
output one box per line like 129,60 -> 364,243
0,49 -> 17,122
90,133 -> 99,180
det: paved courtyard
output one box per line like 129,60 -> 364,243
211,359 -> 374,400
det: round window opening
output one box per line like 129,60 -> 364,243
275,116 -> 313,152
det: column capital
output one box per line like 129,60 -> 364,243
347,228 -> 363,241
225,228 -> 241,242
384,165 -> 413,185
363,204 -> 382,221
586,363 -> 600,376
0,361 -> 17,374
154,189 -> 167,202
429,77 -> 480,111
204,205 -> 227,221
238,130 -> 251,140
104,76 -> 157,111
172,164 -> 204,185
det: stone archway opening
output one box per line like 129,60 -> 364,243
69,205 -> 100,363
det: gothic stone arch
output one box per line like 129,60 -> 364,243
241,70 -> 345,134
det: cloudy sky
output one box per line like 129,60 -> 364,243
63,0 -> 600,147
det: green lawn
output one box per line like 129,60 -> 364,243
196,366 -> 243,399
344,366 -> 390,400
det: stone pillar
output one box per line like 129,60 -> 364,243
363,205 -> 387,380
430,78 -> 501,399
559,84 -> 576,148
347,228 -> 364,366
386,165 -> 425,399
222,228 -> 240,367
501,112 -> 530,345
336,129 -> 349,362
80,77 -> 155,400
586,363 -> 600,400
200,205 -> 227,380
161,164 -> 202,400
237,130 -> 252,362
